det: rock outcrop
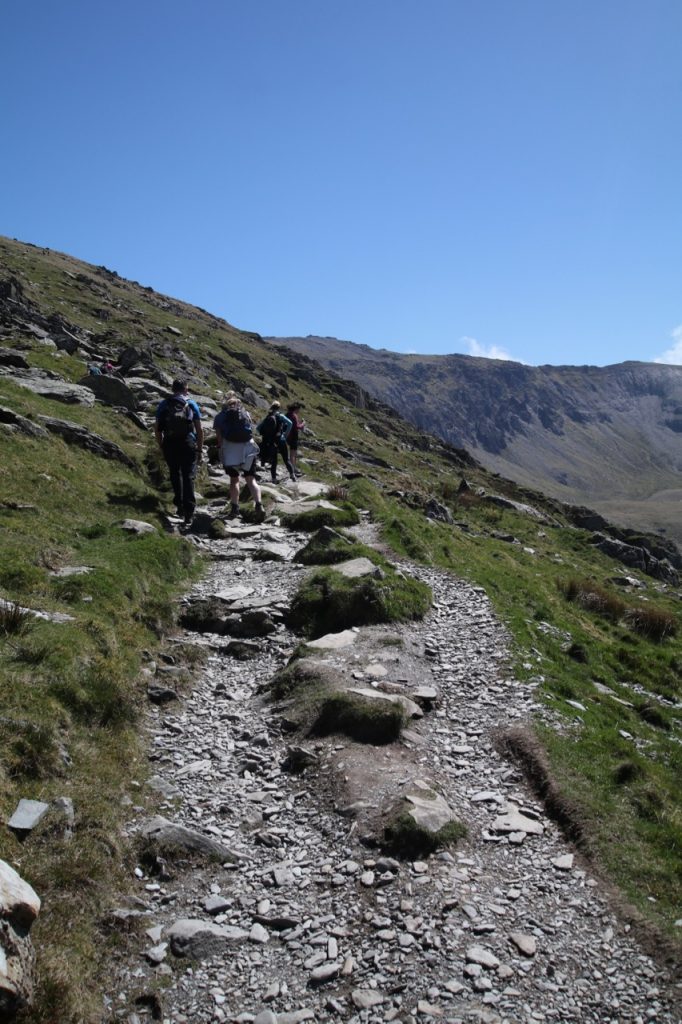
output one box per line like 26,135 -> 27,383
0,860 -> 41,1020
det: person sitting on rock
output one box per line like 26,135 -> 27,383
214,394 -> 265,521
257,401 -> 295,483
286,401 -> 305,477
154,378 -> 203,529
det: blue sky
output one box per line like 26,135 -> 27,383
2,1 -> 681,366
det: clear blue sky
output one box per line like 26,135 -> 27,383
3,1 -> 681,366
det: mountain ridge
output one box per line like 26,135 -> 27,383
266,335 -> 682,545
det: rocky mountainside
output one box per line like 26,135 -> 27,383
0,237 -> 680,1021
266,336 -> 682,545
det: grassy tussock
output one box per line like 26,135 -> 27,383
287,567 -> 432,639
559,577 -> 626,621
625,605 -> 677,642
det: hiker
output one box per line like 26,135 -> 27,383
101,359 -> 115,375
87,363 -> 102,376
286,402 -> 305,477
154,378 -> 203,528
214,394 -> 264,521
257,401 -> 295,483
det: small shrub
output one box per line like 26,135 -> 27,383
558,577 -> 626,622
566,642 -> 588,663
0,600 -> 32,636
625,606 -> 677,642
635,701 -> 670,731
613,760 -> 645,785
326,485 -> 349,502
1,719 -> 61,779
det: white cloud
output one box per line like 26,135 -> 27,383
461,335 -> 515,361
654,325 -> 682,365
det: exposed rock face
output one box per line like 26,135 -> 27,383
0,860 -> 40,1019
0,367 -> 96,405
37,415 -> 135,466
267,336 -> 682,544
0,406 -> 48,438
590,533 -> 679,584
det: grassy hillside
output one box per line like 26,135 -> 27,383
0,236 -> 680,1019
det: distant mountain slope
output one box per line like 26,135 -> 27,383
267,335 -> 682,544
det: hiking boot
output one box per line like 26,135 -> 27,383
294,470 -> 304,477
227,504 -> 240,520
254,502 -> 266,523
183,514 -> 193,529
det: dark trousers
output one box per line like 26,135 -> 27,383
163,442 -> 197,517
271,438 -> 294,481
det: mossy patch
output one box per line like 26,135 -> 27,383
269,661 -> 404,743
312,692 -> 404,744
282,501 -> 360,532
287,567 -> 431,639
383,812 -> 468,859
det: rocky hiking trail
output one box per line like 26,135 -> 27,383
105,477 -> 680,1024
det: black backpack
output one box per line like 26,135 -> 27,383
163,397 -> 194,441
260,412 -> 281,443
220,408 -> 253,442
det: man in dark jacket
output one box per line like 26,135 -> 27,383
154,379 -> 203,528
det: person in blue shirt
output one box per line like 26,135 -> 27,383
154,378 -> 203,528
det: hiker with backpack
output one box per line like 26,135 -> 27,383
257,401 -> 295,484
155,378 -> 203,528
286,401 -> 305,477
213,394 -> 265,521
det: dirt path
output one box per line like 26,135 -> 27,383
105,500 -> 680,1024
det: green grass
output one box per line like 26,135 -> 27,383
0,370 -> 201,1022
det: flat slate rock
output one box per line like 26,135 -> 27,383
332,556 -> 379,579
120,519 -> 157,535
167,918 -> 249,958
491,803 -> 544,836
404,780 -> 456,833
8,800 -> 50,834
347,686 -> 422,719
306,629 -> 357,650
140,816 -> 243,863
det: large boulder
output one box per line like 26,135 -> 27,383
78,374 -> 138,411
0,860 -> 40,1020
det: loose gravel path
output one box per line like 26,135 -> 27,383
106,503 -> 680,1024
